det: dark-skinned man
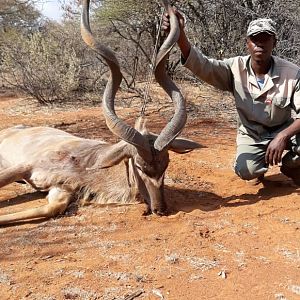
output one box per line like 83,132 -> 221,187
162,14 -> 300,185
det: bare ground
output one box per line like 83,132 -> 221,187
0,84 -> 299,300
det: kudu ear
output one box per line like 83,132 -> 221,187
168,138 -> 203,154
96,141 -> 135,169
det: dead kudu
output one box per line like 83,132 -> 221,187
0,0 -> 200,225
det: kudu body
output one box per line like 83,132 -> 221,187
0,0 -> 200,225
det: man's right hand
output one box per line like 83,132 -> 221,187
162,8 -> 186,33
161,8 -> 191,60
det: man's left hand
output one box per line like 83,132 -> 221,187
265,133 -> 288,165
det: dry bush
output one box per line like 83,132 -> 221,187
0,25 -> 81,104
174,0 -> 300,64
1,0 -> 299,105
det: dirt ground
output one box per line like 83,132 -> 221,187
0,85 -> 299,300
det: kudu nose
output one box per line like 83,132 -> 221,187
152,209 -> 167,216
152,201 -> 167,216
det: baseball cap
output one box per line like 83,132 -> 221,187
247,18 -> 277,37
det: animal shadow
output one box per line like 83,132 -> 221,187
0,191 -> 47,209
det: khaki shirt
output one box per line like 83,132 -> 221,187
184,47 -> 300,144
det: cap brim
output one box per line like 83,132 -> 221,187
248,30 -> 276,37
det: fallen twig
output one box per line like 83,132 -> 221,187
124,289 -> 144,300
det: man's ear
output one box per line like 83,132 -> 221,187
273,37 -> 277,48
245,37 -> 250,50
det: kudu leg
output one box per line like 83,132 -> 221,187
0,165 -> 31,188
0,187 -> 72,225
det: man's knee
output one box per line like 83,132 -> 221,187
234,156 -> 267,181
235,164 -> 258,180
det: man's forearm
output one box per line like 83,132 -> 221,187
178,31 -> 191,60
278,118 -> 300,141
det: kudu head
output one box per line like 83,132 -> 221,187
81,0 -> 200,215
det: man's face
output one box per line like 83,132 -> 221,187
246,32 -> 276,62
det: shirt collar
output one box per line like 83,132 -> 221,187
244,55 -> 280,79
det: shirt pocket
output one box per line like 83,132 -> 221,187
270,97 -> 291,125
273,97 -> 290,108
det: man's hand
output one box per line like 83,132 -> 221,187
162,8 -> 186,33
265,133 -> 288,165
161,8 -> 191,60
266,119 -> 300,165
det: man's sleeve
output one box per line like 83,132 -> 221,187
293,75 -> 300,118
182,47 -> 234,92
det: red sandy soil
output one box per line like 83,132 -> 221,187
0,85 -> 299,300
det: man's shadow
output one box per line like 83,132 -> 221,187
165,173 -> 299,214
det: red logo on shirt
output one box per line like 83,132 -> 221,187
265,98 -> 273,105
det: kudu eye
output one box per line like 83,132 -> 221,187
135,164 -> 143,172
